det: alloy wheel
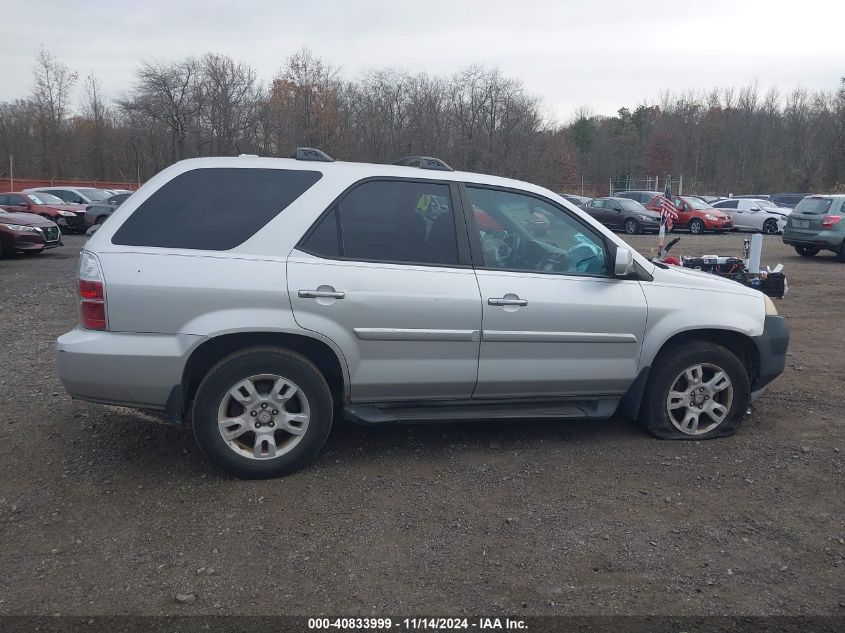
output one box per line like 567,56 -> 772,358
666,363 -> 734,435
624,219 -> 639,234
216,373 -> 310,460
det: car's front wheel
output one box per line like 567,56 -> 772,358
794,245 -> 818,257
762,218 -> 779,234
623,218 -> 641,235
640,341 -> 749,440
688,219 -> 705,234
192,347 -> 333,478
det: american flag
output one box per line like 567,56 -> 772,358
658,177 -> 679,229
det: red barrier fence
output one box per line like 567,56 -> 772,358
0,177 -> 140,192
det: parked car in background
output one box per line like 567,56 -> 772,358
711,198 -> 789,234
770,193 -> 809,208
582,197 -> 662,234
781,194 -> 845,261
24,186 -> 112,206
616,190 -> 661,205
559,193 -> 592,206
646,195 -> 734,233
0,191 -> 85,233
84,193 -> 131,227
57,151 -> 788,478
0,209 -> 62,256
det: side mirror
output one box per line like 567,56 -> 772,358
614,246 -> 635,277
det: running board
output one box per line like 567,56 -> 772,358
343,398 -> 619,425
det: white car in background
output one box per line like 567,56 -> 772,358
711,198 -> 790,234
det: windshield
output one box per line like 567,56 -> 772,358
618,199 -> 647,212
684,197 -> 712,210
27,193 -> 64,205
78,188 -> 110,201
793,197 -> 833,215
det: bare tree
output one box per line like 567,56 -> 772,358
31,48 -> 78,176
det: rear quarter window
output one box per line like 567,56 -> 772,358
111,168 -> 322,250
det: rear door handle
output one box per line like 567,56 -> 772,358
298,289 -> 345,299
488,297 -> 527,306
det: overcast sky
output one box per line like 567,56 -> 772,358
2,0 -> 842,121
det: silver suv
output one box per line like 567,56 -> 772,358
57,150 -> 789,478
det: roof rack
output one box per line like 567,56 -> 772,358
292,147 -> 334,162
392,156 -> 454,172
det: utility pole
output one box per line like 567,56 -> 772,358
9,154 -> 13,191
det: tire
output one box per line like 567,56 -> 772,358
0,239 -> 4,258
623,218 -> 640,235
95,215 -> 107,225
639,341 -> 750,440
794,245 -> 818,257
688,219 -> 705,235
762,218 -> 778,235
191,346 -> 333,479
838,241 -> 845,263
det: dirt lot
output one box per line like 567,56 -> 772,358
0,232 -> 842,616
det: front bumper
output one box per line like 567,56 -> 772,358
56,327 -> 202,409
10,231 -> 50,252
750,315 -> 789,396
54,214 -> 85,233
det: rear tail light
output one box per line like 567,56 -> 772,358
78,251 -> 107,330
821,215 -> 842,229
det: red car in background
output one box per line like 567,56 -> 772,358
0,209 -> 62,257
0,191 -> 86,233
647,195 -> 734,234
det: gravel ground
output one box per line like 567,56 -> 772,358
0,232 -> 842,616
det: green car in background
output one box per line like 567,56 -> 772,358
782,195 -> 845,262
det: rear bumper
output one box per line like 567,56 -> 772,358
56,327 -> 202,409
750,316 -> 789,393
782,232 -> 842,252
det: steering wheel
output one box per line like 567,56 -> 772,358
495,232 -> 520,265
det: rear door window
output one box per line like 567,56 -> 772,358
112,168 -> 322,250
301,180 -> 460,267
715,200 -> 738,209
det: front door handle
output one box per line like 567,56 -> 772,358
298,289 -> 345,299
488,296 -> 527,306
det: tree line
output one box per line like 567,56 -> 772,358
1,48 -> 843,195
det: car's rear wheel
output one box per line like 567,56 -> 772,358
762,218 -> 779,234
192,347 -> 333,478
688,219 -> 705,235
794,245 -> 818,257
838,241 -> 845,263
624,218 -> 640,235
640,341 -> 749,440
95,215 -> 107,225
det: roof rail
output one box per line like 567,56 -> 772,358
392,156 -> 454,172
292,147 -> 334,162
